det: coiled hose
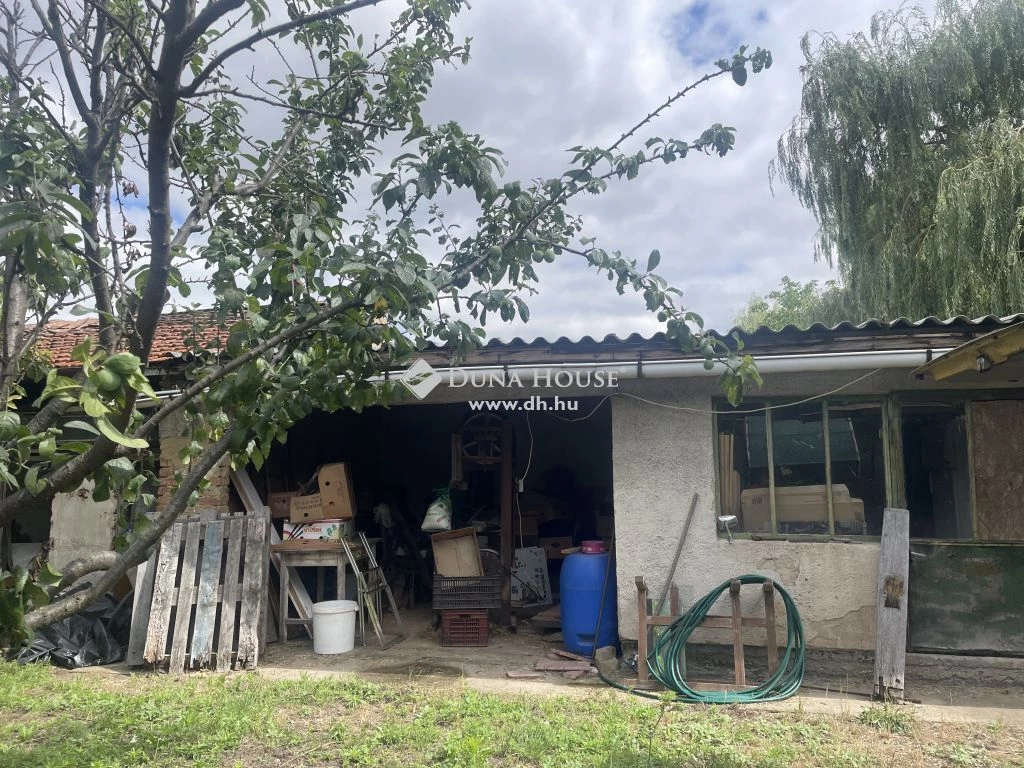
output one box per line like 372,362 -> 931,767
600,574 -> 806,704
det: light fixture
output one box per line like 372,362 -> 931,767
976,354 -> 993,373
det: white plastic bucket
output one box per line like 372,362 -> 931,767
311,599 -> 358,654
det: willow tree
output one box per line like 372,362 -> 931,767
733,276 -> 851,331
0,0 -> 769,640
774,0 -> 1024,320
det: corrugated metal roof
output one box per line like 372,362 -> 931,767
32,309 -> 1024,371
471,314 -> 1024,350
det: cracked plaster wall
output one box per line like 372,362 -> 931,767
610,372 -> 893,651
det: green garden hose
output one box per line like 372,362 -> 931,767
601,575 -> 806,704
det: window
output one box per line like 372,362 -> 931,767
901,403 -> 971,539
716,400 -> 886,536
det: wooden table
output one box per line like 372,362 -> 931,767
271,541 -> 348,644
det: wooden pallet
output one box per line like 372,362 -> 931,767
140,510 -> 269,672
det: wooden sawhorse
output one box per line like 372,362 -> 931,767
636,577 -> 778,688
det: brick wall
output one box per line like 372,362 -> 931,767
156,410 -> 231,513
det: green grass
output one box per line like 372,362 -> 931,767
0,662 -> 1020,767
856,702 -> 917,735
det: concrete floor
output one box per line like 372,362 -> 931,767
254,608 -> 1024,727
65,607 -> 1024,728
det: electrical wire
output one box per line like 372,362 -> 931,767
555,369 -> 883,423
515,412 -> 533,549
599,575 -> 806,704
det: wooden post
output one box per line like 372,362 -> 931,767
499,420 -> 514,626
874,507 -> 910,700
729,579 -> 745,686
636,576 -> 649,683
763,580 -> 778,675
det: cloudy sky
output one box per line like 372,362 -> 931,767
126,0 -> 932,340
398,0 -> 932,340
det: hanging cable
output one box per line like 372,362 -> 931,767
600,575 -> 806,704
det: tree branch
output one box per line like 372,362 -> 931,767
24,428 -> 235,630
180,0 -> 386,96
49,550 -> 119,593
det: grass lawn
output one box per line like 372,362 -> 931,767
1,662 -> 1022,768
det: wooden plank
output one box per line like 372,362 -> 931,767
701,615 -> 766,629
143,523 -> 183,664
189,520 -> 224,669
550,649 -> 590,663
730,579 -> 745,686
232,469 -> 314,638
655,493 -> 699,614
535,659 -> 591,672
635,576 -> 649,683
874,507 -> 910,700
214,520 -> 241,671
236,516 -> 267,669
763,580 -> 778,676
500,421 -> 514,625
168,522 -> 202,672
127,551 -> 158,666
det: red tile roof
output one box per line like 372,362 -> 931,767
36,309 -> 230,368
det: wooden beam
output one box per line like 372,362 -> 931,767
874,508 -> 910,701
499,420 -> 514,625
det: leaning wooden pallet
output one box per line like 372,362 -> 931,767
140,510 -> 269,672
230,469 -> 315,639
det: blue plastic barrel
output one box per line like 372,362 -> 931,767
559,551 -> 618,656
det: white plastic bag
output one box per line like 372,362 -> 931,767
421,489 -> 452,532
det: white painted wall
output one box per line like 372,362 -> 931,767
49,481 -> 118,582
610,373 -> 902,651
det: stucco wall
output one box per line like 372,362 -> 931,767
611,374 -> 886,651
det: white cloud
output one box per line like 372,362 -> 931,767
413,0 -> 932,337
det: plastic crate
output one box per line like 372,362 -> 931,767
440,610 -> 489,647
432,575 -> 502,610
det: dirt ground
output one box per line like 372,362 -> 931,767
242,608 -> 1024,728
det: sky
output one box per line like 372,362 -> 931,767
396,0 -> 931,339
118,0 -> 929,341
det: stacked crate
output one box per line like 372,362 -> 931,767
433,576 -> 501,646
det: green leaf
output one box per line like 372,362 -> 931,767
36,561 -> 62,587
647,249 -> 661,272
63,420 -> 100,436
96,417 -> 149,450
81,392 -> 110,418
38,436 -> 56,458
128,371 -> 159,401
104,456 -> 136,479
24,466 -> 45,495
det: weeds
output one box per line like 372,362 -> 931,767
0,662 -> 1021,767
856,702 -> 917,735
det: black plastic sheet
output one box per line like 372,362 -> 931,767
17,590 -> 132,669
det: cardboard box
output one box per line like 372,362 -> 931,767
282,519 -> 352,541
289,493 -> 327,523
740,484 -> 865,534
540,536 -> 573,560
269,491 -> 299,519
431,527 -> 483,577
318,463 -> 355,520
514,513 -> 539,537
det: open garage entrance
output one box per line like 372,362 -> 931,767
248,395 -> 615,649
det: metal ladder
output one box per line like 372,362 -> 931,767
341,532 -> 405,649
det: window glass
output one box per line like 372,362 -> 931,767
770,404 -> 828,534
828,402 -> 884,535
716,404 -> 770,533
901,403 -> 971,539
